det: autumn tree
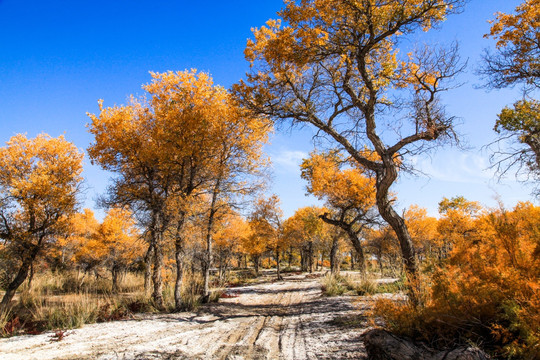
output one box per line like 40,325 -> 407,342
481,0 -> 539,89
96,207 -> 144,292
301,150 -> 379,273
62,209 -> 101,279
283,206 -> 326,273
437,196 -> 482,259
0,134 -> 83,312
88,96 -> 174,309
213,211 -> 251,281
235,0 -> 466,302
482,0 -> 540,195
376,202 -> 540,358
250,195 -> 285,280
88,70 -> 270,310
239,219 -> 267,275
404,205 -> 438,262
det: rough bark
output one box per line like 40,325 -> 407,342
0,238 -> 42,313
363,329 -> 490,360
143,244 -> 153,296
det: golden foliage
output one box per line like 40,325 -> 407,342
375,202 -> 540,358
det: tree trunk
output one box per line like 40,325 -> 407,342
375,162 -> 419,305
0,241 -> 41,313
330,237 -> 340,274
253,255 -> 260,276
350,250 -> 355,270
288,246 -> 293,269
308,241 -> 314,273
111,264 -> 120,293
144,244 -> 153,296
346,230 -> 366,275
300,248 -> 307,272
152,240 -> 164,310
174,215 -> 186,311
276,248 -> 282,280
27,261 -> 35,290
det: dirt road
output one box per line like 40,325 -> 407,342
0,273 -> 369,359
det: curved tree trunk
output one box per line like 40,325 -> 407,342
375,161 -> 418,305
1,239 -> 42,313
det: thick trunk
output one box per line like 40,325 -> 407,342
346,230 -> 366,274
300,248 -> 307,272
350,250 -> 355,270
253,255 -> 260,276
1,257 -> 32,312
143,244 -> 153,296
1,240 -> 41,313
27,261 -> 35,290
375,163 -> 418,305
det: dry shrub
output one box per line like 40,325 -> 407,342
374,203 -> 540,359
321,274 -> 347,296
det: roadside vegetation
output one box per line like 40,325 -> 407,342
0,0 -> 538,359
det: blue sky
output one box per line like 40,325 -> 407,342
0,0 -> 535,219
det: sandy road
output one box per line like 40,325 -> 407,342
0,273 -> 369,359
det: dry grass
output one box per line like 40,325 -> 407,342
1,271 -> 154,337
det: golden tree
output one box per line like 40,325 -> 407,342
235,0 -> 466,302
0,134 -> 83,311
89,70 -> 270,309
301,150 -> 379,273
95,207 -> 144,292
250,195 -> 286,280
482,0 -> 540,194
283,206 -> 327,273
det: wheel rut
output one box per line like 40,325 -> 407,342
0,273 -> 369,360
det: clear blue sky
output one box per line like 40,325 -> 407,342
0,0 -> 534,219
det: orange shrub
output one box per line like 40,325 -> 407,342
374,202 -> 540,359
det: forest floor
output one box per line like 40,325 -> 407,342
0,272 -> 378,360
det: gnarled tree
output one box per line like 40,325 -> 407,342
235,0 -> 466,303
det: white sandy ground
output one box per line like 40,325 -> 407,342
0,273 -> 385,360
